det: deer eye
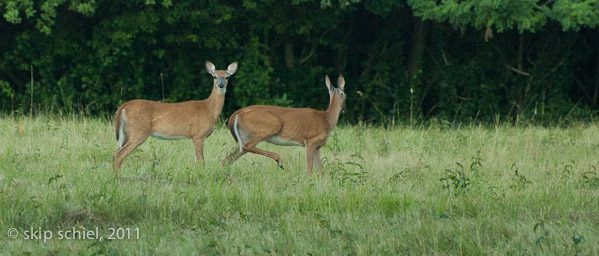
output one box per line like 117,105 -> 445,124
212,76 -> 217,79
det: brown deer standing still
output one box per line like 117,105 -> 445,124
222,75 -> 346,175
113,61 -> 238,177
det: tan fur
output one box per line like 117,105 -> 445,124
113,61 -> 238,177
223,75 -> 346,175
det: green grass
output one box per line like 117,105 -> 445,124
1,116 -> 599,255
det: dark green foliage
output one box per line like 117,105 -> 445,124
1,0 -> 599,123
441,162 -> 471,197
510,164 -> 532,191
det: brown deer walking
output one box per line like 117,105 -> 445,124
113,61 -> 238,177
222,75 -> 346,175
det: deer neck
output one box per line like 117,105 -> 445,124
324,95 -> 343,132
204,85 -> 226,120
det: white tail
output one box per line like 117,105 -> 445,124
113,61 -> 238,177
222,75 -> 346,175
232,115 -> 243,153
117,109 -> 127,148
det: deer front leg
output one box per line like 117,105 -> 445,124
305,144 -> 318,175
314,148 -> 326,176
192,136 -> 205,162
313,147 -> 323,169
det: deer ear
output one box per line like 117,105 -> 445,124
325,75 -> 333,93
227,62 -> 238,76
337,75 -> 345,91
206,61 -> 216,76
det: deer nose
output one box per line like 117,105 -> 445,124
218,78 -> 226,88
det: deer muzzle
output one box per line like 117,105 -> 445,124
217,77 -> 226,88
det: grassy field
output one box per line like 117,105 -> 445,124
1,116 -> 599,255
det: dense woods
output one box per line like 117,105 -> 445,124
1,0 -> 598,124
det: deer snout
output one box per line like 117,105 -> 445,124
217,77 -> 227,88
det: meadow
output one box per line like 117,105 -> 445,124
1,116 -> 598,255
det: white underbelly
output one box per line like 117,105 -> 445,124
266,136 -> 302,146
152,132 -> 186,140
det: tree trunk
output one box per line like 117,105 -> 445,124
593,46 -> 599,107
512,34 -> 525,123
407,16 -> 426,78
285,41 -> 294,69
336,48 -> 347,72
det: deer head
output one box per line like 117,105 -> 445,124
206,61 -> 238,94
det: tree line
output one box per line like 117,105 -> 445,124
1,0 -> 598,124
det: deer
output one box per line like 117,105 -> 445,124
112,61 -> 238,177
222,75 -> 346,175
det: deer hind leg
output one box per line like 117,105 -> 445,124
113,133 -> 149,177
222,150 -> 246,166
222,117 -> 249,166
242,138 -> 284,169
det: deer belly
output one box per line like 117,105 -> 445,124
266,136 -> 302,146
151,132 -> 186,140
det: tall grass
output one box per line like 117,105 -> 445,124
1,116 -> 598,255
